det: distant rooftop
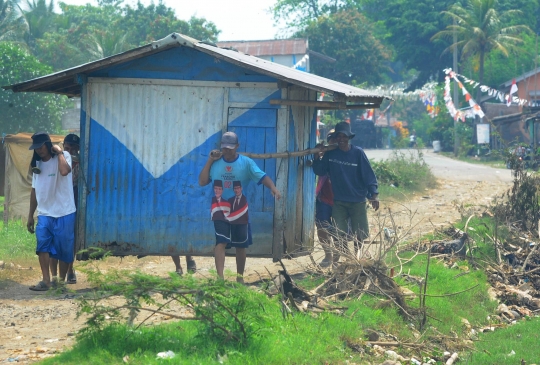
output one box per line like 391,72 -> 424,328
216,39 -> 307,57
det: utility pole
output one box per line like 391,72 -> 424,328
453,18 -> 459,156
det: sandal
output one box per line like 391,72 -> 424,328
186,260 -> 197,273
29,281 -> 50,291
67,272 -> 77,284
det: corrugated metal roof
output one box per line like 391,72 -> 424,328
216,39 -> 307,57
3,33 -> 390,104
501,67 -> 540,87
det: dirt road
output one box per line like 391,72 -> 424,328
0,150 -> 514,362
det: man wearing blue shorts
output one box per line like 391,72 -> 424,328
199,131 -> 281,282
27,132 -> 76,291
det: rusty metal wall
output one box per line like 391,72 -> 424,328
216,39 -> 307,57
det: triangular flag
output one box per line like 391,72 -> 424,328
507,79 -> 518,106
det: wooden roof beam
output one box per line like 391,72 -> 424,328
269,99 -> 380,110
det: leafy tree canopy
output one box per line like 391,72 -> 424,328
498,0 -> 539,33
432,0 -> 532,102
297,9 -> 390,85
359,0 -> 455,91
271,0 -> 362,31
0,0 -> 28,43
464,31 -> 538,88
30,0 -> 220,71
0,42 -> 67,133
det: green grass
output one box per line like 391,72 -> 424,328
0,219 -> 36,261
41,276 -> 406,365
470,317 -> 540,364
33,214 -> 538,364
39,244 -> 499,365
4,191 -> 538,363
389,251 -> 497,337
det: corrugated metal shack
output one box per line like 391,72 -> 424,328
4,33 -> 389,260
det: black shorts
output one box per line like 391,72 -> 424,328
213,220 -> 252,248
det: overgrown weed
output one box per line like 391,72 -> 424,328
371,149 -> 437,193
0,220 -> 36,260
0,220 -> 37,282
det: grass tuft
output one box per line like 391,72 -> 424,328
0,219 -> 36,261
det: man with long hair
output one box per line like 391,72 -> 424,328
27,132 -> 76,290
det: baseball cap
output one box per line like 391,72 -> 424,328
326,129 -> 335,142
221,132 -> 238,149
29,132 -> 51,150
64,133 -> 80,145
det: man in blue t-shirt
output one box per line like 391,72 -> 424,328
198,131 -> 281,283
312,122 -> 379,261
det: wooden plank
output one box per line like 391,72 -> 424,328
271,99 -> 346,108
270,99 -> 382,109
273,105 -> 288,261
89,77 -> 278,89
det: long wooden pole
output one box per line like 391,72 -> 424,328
210,144 -> 338,160
239,143 -> 337,159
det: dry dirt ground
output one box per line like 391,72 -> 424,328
0,154 -> 515,363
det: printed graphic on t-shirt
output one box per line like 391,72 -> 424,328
208,155 -> 264,223
227,180 -> 248,224
211,180 -> 231,221
329,158 -> 358,167
209,179 -> 248,224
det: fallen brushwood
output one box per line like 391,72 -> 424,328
269,260 -> 349,313
431,233 -> 468,256
493,282 -> 540,309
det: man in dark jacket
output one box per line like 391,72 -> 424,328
312,122 -> 379,261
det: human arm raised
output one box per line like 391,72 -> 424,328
198,149 -> 221,186
52,145 -> 71,176
311,144 -> 329,176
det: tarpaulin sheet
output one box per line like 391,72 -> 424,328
4,133 -> 65,221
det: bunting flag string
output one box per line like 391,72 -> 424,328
443,68 -> 529,106
364,82 -> 439,118
443,69 -> 485,122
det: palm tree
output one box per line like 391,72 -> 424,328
0,0 -> 28,42
432,0 -> 531,102
21,0 -> 56,48
82,29 -> 132,60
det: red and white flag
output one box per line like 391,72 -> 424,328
507,79 -> 518,106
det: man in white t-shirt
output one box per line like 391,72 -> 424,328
27,132 -> 76,291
